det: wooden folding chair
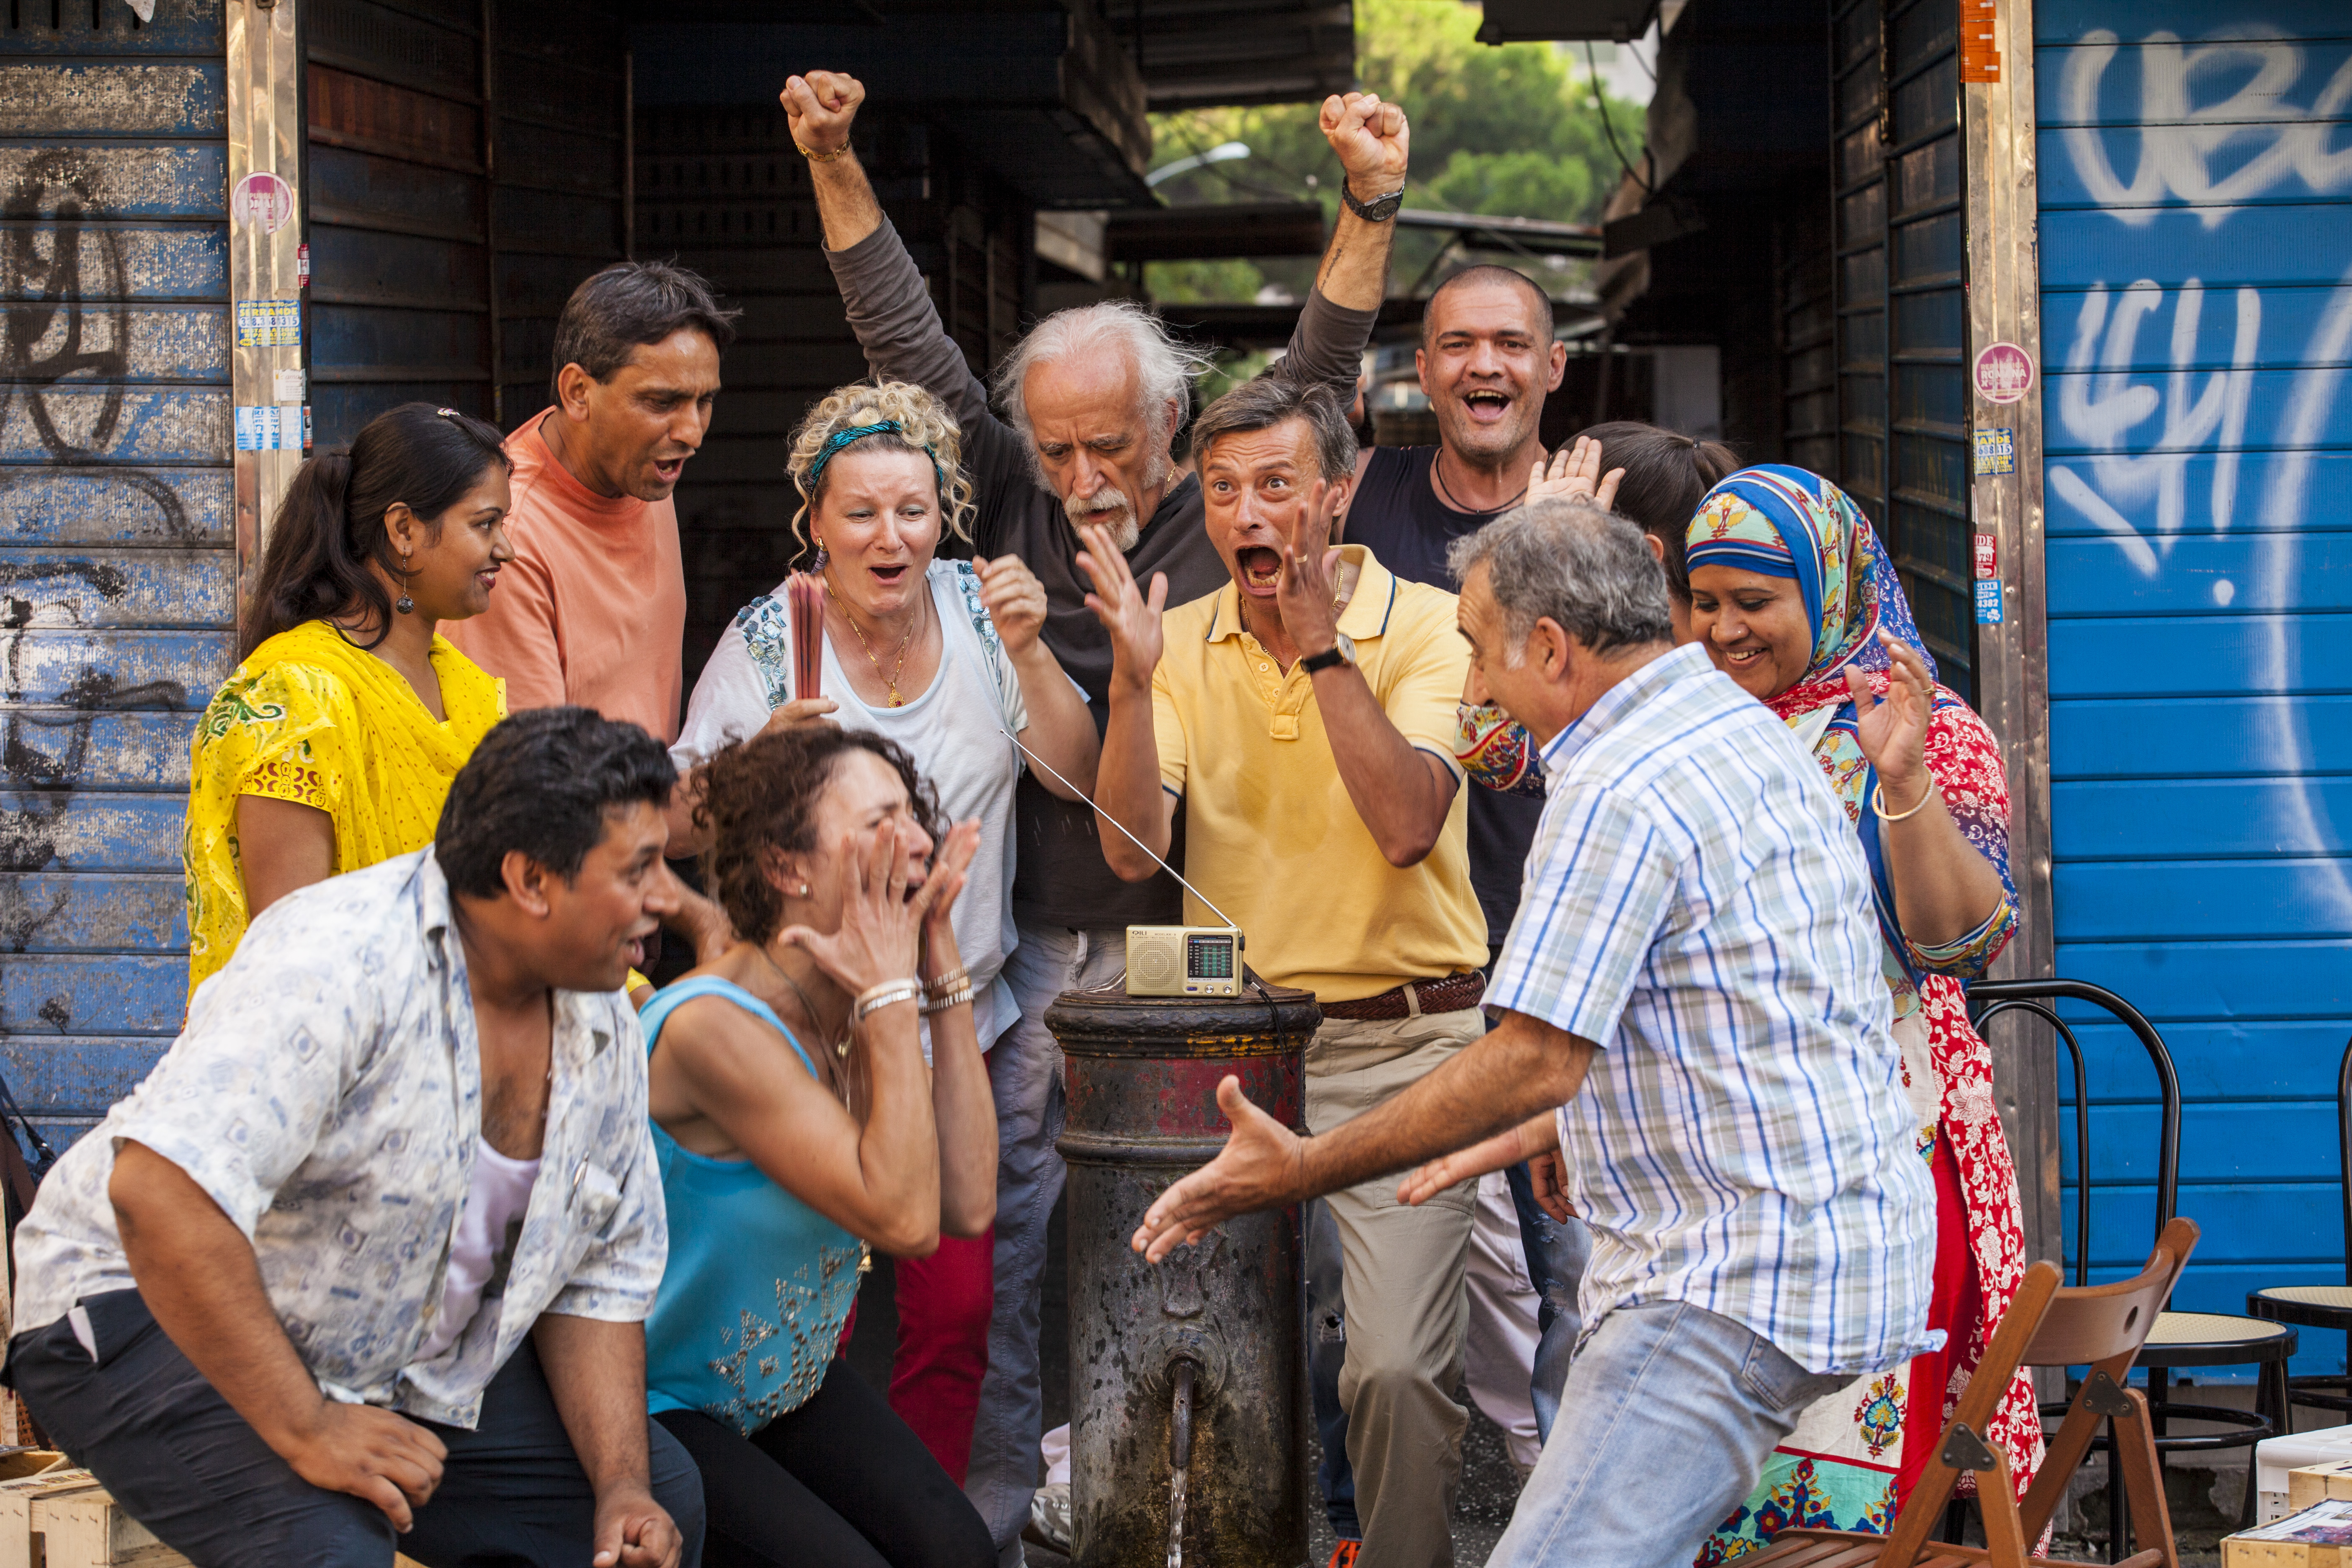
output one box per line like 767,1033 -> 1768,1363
1746,1215 -> 2201,1568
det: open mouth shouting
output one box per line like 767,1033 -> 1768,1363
651,456 -> 687,487
1460,388 -> 1515,426
1237,545 -> 1282,595
867,561 -> 912,591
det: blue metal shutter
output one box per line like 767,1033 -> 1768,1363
2036,0 -> 2352,1367
1,0 -> 231,1148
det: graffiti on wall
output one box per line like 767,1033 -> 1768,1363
2045,26 -> 2352,902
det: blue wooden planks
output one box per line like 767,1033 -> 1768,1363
0,0 -> 222,57
2047,534 -> 2352,614
0,1037 -> 170,1117
2054,860 -> 2352,941
2045,612 -> 2352,696
0,712 -> 197,792
0,790 -> 188,873
1,954 -> 186,1036
0,874 -> 185,952
2040,207 -> 2352,285
0,144 -> 228,221
0,469 -> 233,548
2053,696 -> 2352,776
2026,1019 -> 2352,1102
0,547 -> 237,629
0,629 -> 227,706
0,389 -> 232,465
0,62 -> 225,137
2053,779 -> 2352,855
2053,939 -> 2352,1022
2059,1101 -> 2340,1184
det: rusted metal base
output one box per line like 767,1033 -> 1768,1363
1047,985 -> 1321,1568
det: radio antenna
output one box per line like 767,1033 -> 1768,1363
1001,727 -> 1246,943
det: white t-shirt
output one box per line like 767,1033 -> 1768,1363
416,1140 -> 540,1364
673,560 -> 1026,1049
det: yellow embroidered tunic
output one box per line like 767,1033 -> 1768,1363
183,620 -> 505,995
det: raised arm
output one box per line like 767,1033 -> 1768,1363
1274,92 -> 1411,402
1282,486 -> 1460,866
1073,520 -> 1176,879
975,553 -> 1099,801
787,71 -> 1006,454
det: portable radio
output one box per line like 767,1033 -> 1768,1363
1125,926 -> 1244,997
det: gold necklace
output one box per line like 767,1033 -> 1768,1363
753,944 -> 852,1060
823,572 -> 919,707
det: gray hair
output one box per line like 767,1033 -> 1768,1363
550,260 -> 739,405
1447,497 -> 1674,658
1189,376 -> 1358,482
989,300 -> 1215,488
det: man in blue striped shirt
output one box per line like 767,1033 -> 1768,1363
1133,498 -> 1937,1568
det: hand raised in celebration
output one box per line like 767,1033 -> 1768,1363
1527,435 -> 1624,511
1320,90 -> 1410,191
1847,632 -> 1938,810
1074,519 -> 1168,693
780,71 -> 864,157
973,554 -> 1050,658
1131,1077 -> 1306,1263
1277,478 -> 1348,660
774,818 -> 937,995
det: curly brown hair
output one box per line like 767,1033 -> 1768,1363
696,727 -> 947,946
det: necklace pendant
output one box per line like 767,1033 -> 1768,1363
887,689 -> 904,707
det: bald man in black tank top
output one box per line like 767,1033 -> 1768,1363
1314,267 -> 1590,1565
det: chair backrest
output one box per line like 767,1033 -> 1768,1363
2024,1215 -> 2200,1370
1970,978 -> 2183,1287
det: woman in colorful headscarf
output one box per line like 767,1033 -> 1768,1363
1683,465 -> 2041,1561
666,379 -> 1098,1485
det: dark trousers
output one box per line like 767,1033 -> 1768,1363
9,1288 -> 705,1568
654,1358 -> 993,1568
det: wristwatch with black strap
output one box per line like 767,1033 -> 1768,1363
1341,178 -> 1405,224
1300,645 -> 1350,674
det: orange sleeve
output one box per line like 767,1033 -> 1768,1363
445,545 -> 567,713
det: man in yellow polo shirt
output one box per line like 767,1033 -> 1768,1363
1077,375 -> 1488,1568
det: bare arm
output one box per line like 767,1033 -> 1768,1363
109,1141 -> 448,1529
787,72 -> 886,252
916,851 -> 998,1238
1072,521 -> 1176,879
235,795 -> 335,918
1282,484 -> 1459,866
1852,637 -> 2008,948
1310,92 -> 1411,312
532,1315 -> 681,1568
1132,1009 -> 1595,1261
977,554 -> 1099,802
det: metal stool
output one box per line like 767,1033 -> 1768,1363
1972,979 -> 2296,1554
2246,1037 -> 2352,1422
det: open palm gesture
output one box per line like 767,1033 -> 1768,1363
1845,632 -> 1937,805
1074,520 -> 1168,691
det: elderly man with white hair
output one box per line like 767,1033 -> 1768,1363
781,67 -> 1411,1562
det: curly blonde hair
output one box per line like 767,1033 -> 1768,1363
785,380 -> 975,552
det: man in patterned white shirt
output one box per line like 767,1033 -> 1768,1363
8,709 -> 703,1568
1131,499 -> 1938,1568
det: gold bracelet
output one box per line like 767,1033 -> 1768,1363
1871,776 -> 1938,822
921,983 -> 976,1016
924,965 -> 971,1001
795,139 -> 851,163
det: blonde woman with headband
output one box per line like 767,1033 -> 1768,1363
667,378 -> 1098,1480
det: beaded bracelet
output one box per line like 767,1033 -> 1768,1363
924,966 -> 971,1001
795,139 -> 851,163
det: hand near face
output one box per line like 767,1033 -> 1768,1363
1528,436 -> 1624,511
757,696 -> 838,739
1277,479 -> 1348,659
780,71 -> 864,156
1321,91 -> 1410,191
1074,520 -> 1168,691
1846,632 -> 1937,802
1130,1076 -> 1305,1263
973,554 -> 1049,658
775,819 -> 931,993
919,818 -> 983,967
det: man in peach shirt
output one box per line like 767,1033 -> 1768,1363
449,262 -> 738,746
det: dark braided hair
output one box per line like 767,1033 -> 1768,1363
243,402 -> 508,657
697,727 -> 946,946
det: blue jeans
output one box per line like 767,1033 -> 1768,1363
1308,1166 -> 1588,1541
1486,1300 -> 1854,1568
962,922 -> 1127,1567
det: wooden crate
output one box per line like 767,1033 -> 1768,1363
2226,1498 -> 2352,1566
0,1470 -> 106,1568
33,1483 -> 189,1568
2294,1463 -> 2352,1514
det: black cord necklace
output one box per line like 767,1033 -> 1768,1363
1432,448 -> 1527,517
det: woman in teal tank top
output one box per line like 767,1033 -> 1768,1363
641,725 -> 998,1568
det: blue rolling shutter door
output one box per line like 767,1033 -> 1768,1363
2037,0 -> 2352,1364
1,0 -> 231,1148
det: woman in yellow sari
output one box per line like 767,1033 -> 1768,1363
185,402 -> 515,993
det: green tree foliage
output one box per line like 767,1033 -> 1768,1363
1143,0 -> 1643,302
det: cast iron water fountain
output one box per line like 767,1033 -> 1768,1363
1046,983 -> 1321,1567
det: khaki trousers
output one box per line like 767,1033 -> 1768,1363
1307,1006 -> 1485,1568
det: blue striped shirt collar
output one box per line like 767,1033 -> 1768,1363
1538,641 -> 1714,778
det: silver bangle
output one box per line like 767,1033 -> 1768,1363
1871,776 -> 1938,823
852,979 -> 923,1024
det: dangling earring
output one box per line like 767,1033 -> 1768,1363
810,533 -> 829,573
395,548 -> 414,615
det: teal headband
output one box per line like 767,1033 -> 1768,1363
803,418 -> 947,498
